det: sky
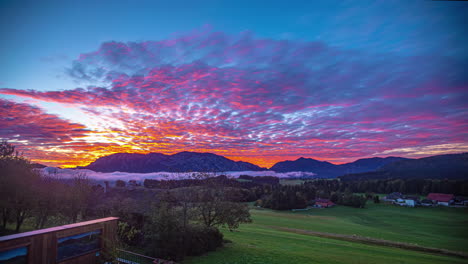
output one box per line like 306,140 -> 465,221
1,0 -> 467,168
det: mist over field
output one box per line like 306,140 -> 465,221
39,167 -> 316,184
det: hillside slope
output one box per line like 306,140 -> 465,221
270,156 -> 408,178
340,153 -> 468,180
80,151 -> 265,173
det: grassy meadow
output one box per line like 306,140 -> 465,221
185,203 -> 468,264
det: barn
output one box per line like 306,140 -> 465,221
427,193 -> 454,206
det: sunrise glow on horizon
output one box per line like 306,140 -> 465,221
1,1 -> 467,169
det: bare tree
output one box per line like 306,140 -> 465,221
34,175 -> 63,228
191,172 -> 251,231
61,173 -> 93,223
0,141 -> 39,232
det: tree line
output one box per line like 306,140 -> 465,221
143,175 -> 279,189
0,141 -> 98,232
254,183 -> 367,210
304,178 -> 468,196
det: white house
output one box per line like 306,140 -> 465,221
403,199 -> 416,207
394,198 -> 416,207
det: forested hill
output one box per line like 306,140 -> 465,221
340,153 -> 468,181
270,156 -> 408,178
79,151 -> 266,173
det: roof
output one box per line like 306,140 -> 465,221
315,198 -> 335,206
427,193 -> 454,202
316,202 -> 334,207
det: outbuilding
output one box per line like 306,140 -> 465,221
314,198 -> 335,208
427,193 -> 454,206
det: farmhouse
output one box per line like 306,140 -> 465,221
405,196 -> 420,207
384,193 -> 420,207
383,192 -> 403,202
427,193 -> 454,206
394,197 -> 418,207
314,198 -> 335,208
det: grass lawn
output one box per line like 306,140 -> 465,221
288,203 -> 468,252
185,203 -> 468,264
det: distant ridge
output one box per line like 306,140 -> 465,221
339,153 -> 468,180
31,163 -> 47,169
270,157 -> 409,178
79,151 -> 266,173
78,151 -> 468,179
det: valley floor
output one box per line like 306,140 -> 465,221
184,203 -> 468,264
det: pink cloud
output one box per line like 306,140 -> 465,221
1,30 -> 467,168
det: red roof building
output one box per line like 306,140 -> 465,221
427,193 -> 454,203
315,199 -> 335,208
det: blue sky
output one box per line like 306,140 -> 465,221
2,0 -> 466,91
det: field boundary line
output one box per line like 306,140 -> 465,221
267,226 -> 468,259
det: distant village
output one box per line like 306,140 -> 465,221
301,193 -> 468,210
382,192 -> 468,208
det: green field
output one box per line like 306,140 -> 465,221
185,203 -> 468,264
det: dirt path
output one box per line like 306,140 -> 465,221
267,225 -> 468,259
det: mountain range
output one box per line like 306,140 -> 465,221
80,151 -> 406,176
339,153 -> 468,180
78,151 -> 468,180
270,156 -> 409,178
79,151 -> 265,173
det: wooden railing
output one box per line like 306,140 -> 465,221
117,249 -> 177,264
0,217 -> 118,264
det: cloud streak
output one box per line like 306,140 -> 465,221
1,30 -> 467,167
